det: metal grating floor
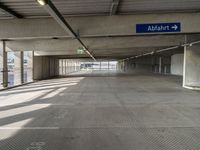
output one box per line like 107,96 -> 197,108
0,73 -> 200,150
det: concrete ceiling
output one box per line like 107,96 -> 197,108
1,0 -> 200,19
1,1 -> 200,59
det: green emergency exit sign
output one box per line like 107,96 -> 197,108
77,48 -> 85,54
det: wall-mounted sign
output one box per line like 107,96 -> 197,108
136,23 -> 181,33
77,48 -> 85,54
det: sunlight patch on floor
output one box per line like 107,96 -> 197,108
0,104 -> 51,119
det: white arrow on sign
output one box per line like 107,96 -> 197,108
171,25 -> 178,30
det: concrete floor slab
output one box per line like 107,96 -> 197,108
0,73 -> 200,149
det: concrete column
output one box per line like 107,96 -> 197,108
68,60 -> 70,73
159,57 -> 162,74
76,61 -> 78,72
27,51 -> 33,82
77,61 -> 79,71
14,51 -> 23,85
63,59 -> 66,75
0,43 -> 3,89
73,60 -> 75,72
116,62 -> 119,71
124,61 -> 127,72
164,65 -> 167,74
92,62 -> 94,71
72,60 -> 74,72
183,45 -> 200,89
65,60 -> 67,75
66,60 -> 68,74
119,61 -> 123,72
0,41 -> 8,88
49,57 -> 56,77
62,59 -> 64,75
75,61 -> 78,71
70,60 -> 72,73
78,61 -> 80,71
74,60 -> 76,72
61,59 -> 64,75
59,59 -> 61,75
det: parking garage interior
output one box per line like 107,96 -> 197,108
0,0 -> 200,150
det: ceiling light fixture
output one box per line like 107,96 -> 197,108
36,0 -> 47,6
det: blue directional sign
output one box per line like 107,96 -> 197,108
136,23 -> 181,33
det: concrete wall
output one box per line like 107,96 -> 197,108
134,56 -> 154,72
33,56 -> 59,80
171,54 -> 184,76
120,55 -> 171,74
119,56 -> 154,73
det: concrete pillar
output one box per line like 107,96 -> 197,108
59,59 -> 61,75
183,45 -> 200,89
63,59 -> 66,75
108,61 -> 110,71
75,61 -> 78,71
119,61 -> 123,72
70,60 -> 72,73
66,60 -> 68,74
27,51 -> 33,82
61,59 -> 65,75
117,62 -> 119,71
0,41 -> 8,88
124,61 -> 127,72
65,60 -> 67,75
159,57 -> 162,74
0,43 -> 3,89
14,51 -> 23,85
73,60 -> 75,72
92,62 -> 94,71
68,60 -> 70,73
61,59 -> 64,75
77,61 -> 79,71
49,57 -> 56,77
72,60 -> 73,72
164,65 -> 167,74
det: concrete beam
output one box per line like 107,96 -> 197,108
35,46 -> 183,57
0,2 -> 23,18
41,0 -> 96,61
6,35 -> 185,52
29,47 -> 165,54
1,13 -> 200,39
